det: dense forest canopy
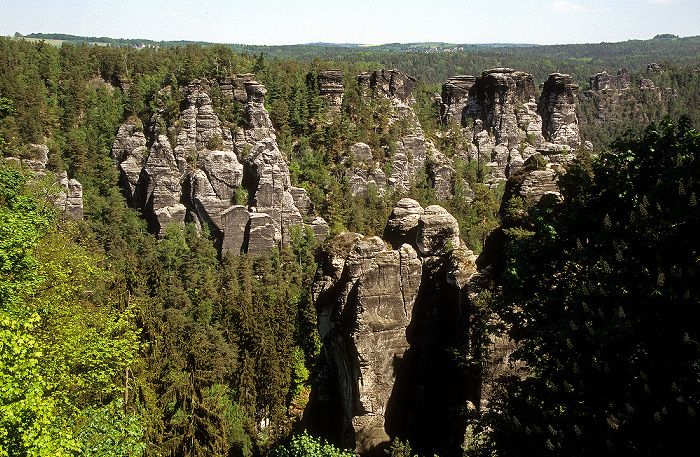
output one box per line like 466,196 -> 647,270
0,33 -> 699,456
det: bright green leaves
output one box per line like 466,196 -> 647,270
0,313 -> 79,457
273,431 -> 354,457
0,164 -> 144,456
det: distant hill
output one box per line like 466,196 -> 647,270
12,32 -> 700,86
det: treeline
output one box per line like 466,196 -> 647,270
16,33 -> 700,87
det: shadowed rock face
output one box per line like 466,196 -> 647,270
369,70 -> 417,105
111,77 -> 328,255
440,75 -> 476,125
305,200 -> 480,457
465,68 -> 538,148
538,73 -> 581,147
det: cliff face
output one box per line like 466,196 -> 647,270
438,69 -> 581,184
111,77 -> 328,255
305,199 -> 483,456
538,73 -> 581,148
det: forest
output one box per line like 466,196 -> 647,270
1,34 -> 699,456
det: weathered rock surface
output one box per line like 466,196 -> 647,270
3,150 -> 84,219
589,69 -> 630,92
340,70 -> 435,197
464,68 -> 538,148
416,205 -> 461,256
246,212 -> 277,258
349,142 -> 373,164
383,198 -> 424,249
305,201 -> 480,457
369,70 -> 416,105
440,75 -> 476,125
54,171 -> 84,220
437,69 -> 580,185
318,69 -> 345,118
111,77 -> 328,256
111,119 -> 148,203
538,73 -> 581,148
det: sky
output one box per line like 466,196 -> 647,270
1,0 -> 699,46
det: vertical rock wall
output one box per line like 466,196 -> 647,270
305,199 -> 480,457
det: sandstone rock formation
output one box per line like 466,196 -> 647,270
338,70 -> 435,198
54,171 -> 84,220
318,69 -> 345,118
437,69 -> 581,185
305,200 -> 481,457
111,76 -> 328,255
439,75 -> 476,125
589,69 -> 630,92
538,73 -> 581,148
2,146 -> 84,219
369,69 -> 416,105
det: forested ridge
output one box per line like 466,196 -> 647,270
1,34 -> 699,456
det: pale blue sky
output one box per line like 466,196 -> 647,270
1,0 -> 698,45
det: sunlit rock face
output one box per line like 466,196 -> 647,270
111,77 -> 328,255
305,200 -> 481,457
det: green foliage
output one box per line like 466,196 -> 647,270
492,117 -> 700,456
273,431 -> 354,457
386,438 -> 417,457
0,313 -> 79,457
3,33 -> 700,457
75,399 -> 145,457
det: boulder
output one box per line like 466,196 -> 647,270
384,198 -> 424,249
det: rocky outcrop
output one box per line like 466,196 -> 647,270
111,77 -> 328,256
111,119 -> 148,204
439,75 -> 476,125
589,69 -> 630,92
647,62 -> 666,74
340,70 -> 436,198
318,70 -> 345,118
305,200 -> 480,457
368,70 -> 416,105
437,69 -> 580,185
538,73 -> 581,148
3,146 -> 84,219
463,68 -> 538,148
54,171 -> 84,220
416,205 -> 461,256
